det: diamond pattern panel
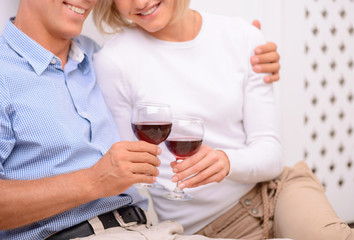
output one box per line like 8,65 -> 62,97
304,0 -> 354,192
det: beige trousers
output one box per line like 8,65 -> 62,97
196,161 -> 354,240
76,220 -> 289,240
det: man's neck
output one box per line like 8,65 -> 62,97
14,10 -> 71,68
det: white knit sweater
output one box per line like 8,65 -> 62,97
94,12 -> 283,235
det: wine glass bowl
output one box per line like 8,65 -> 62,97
165,138 -> 203,158
131,122 -> 172,145
163,116 -> 204,201
131,102 -> 172,188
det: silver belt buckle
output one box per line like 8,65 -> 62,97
112,210 -> 137,228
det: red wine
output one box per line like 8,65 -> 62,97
132,122 -> 172,145
165,138 -> 203,158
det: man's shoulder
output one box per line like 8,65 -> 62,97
0,35 -> 11,56
0,35 -> 20,68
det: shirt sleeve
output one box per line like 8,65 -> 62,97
224,26 -> 283,183
93,48 -> 136,142
0,72 -> 16,175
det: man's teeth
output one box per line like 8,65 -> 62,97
141,6 -> 157,16
66,4 -> 85,15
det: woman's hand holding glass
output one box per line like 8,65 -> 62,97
170,146 -> 231,190
163,117 -> 204,201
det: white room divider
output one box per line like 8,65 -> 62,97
302,0 -> 354,223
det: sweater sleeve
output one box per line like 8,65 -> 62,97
93,47 -> 136,142
224,26 -> 283,183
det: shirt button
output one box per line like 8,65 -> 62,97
50,58 -> 57,64
81,112 -> 89,118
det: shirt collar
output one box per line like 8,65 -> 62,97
69,38 -> 90,75
2,18 -> 90,76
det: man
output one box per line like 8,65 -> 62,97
0,0 -> 280,239
0,0 -> 162,239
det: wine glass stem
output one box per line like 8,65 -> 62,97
173,183 -> 184,193
173,158 -> 185,194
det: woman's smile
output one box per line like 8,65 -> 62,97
137,2 -> 161,17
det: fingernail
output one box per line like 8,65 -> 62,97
172,176 -> 178,182
252,57 -> 259,63
173,168 -> 178,173
157,147 -> 162,155
264,76 -> 270,83
179,183 -> 186,189
254,65 -> 262,72
255,48 -> 262,54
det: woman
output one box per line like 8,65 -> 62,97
92,1 -> 353,240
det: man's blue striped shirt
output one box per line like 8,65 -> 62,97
0,19 -> 146,240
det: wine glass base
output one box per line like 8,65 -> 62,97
162,191 -> 193,201
133,183 -> 156,189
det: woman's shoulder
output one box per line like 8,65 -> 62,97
201,11 -> 261,37
199,11 -> 265,52
99,27 -> 146,53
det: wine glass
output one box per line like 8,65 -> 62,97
131,102 -> 172,188
163,116 -> 204,201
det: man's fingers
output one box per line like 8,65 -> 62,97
130,163 -> 160,176
252,20 -> 261,30
264,73 -> 280,83
251,51 -> 280,65
253,62 -> 280,74
255,42 -> 278,55
126,152 -> 161,167
113,141 -> 161,156
134,174 -> 157,184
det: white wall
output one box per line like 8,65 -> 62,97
0,0 -> 19,29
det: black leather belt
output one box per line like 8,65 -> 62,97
46,206 -> 147,240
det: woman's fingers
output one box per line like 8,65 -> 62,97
178,164 -> 226,189
171,147 -> 230,189
171,152 -> 215,183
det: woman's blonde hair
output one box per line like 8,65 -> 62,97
93,0 -> 191,34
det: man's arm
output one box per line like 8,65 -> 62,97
0,141 -> 160,230
251,20 -> 281,83
0,171 -> 93,230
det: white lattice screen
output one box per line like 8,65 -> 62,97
303,0 -> 354,221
